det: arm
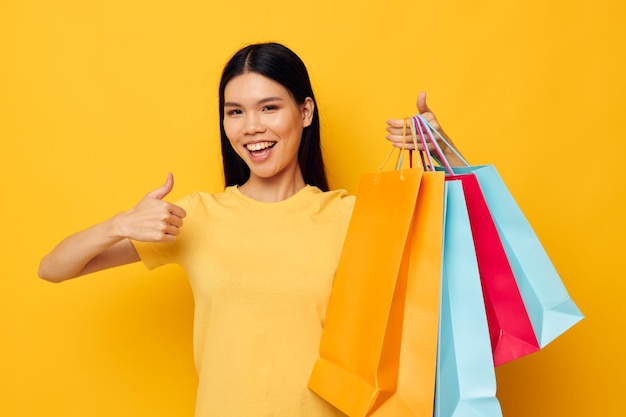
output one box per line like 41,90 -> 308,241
385,92 -> 467,167
38,173 -> 186,283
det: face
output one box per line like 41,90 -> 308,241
223,72 -> 314,184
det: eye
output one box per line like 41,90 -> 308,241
262,105 -> 278,111
226,108 -> 243,116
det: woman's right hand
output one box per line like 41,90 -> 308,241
38,173 -> 186,282
115,173 -> 187,242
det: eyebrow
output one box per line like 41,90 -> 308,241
224,96 -> 285,107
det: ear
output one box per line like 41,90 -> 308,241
301,97 -> 315,128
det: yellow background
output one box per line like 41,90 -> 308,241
2,0 -> 624,416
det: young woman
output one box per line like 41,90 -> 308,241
39,42 -> 463,416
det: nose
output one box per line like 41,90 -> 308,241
243,112 -> 266,135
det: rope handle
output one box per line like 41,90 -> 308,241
374,118 -> 424,184
412,114 -> 470,173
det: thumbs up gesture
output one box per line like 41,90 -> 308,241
117,173 -> 187,242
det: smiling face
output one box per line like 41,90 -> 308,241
222,72 -> 314,186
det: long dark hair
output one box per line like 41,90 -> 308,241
218,42 -> 329,191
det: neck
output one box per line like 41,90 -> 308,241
238,171 -> 307,203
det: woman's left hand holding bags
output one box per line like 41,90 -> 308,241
385,92 -> 466,167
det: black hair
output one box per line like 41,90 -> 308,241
218,42 -> 329,191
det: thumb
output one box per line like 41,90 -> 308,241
416,91 -> 431,114
146,173 -> 174,200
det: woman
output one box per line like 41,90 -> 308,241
39,42 -> 463,416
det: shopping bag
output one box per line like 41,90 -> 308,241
451,164 -> 583,348
451,172 -> 539,366
413,114 -> 583,350
370,170 -> 446,417
409,115 -> 539,365
435,179 -> 502,417
309,167 -> 423,416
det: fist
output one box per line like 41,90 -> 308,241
385,92 -> 448,151
118,173 -> 187,242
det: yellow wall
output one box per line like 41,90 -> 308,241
2,0 -> 624,415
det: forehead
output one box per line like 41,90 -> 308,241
224,72 -> 291,103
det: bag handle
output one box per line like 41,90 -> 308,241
409,114 -> 470,173
397,117 -> 426,171
375,118 -> 423,184
409,116 -> 436,171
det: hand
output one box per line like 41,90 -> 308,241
386,92 -> 452,151
115,173 -> 187,242
385,92 -> 466,166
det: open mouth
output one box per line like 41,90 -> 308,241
245,141 -> 276,156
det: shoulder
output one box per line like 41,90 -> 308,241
320,188 -> 355,207
174,191 -> 211,210
174,188 -> 236,206
172,189 -> 234,218
305,186 -> 356,218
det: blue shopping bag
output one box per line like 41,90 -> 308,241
451,164 -> 583,347
412,113 -> 583,349
435,180 -> 502,417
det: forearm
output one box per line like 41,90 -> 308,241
39,174 -> 185,282
38,214 -> 130,283
439,132 -> 467,168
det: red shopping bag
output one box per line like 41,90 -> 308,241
409,114 -> 540,366
449,173 -> 539,365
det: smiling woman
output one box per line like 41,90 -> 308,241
218,43 -> 329,196
37,42 -> 459,417
222,72 -> 315,202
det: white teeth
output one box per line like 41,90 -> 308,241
245,141 -> 275,151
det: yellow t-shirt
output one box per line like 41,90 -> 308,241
132,185 -> 355,417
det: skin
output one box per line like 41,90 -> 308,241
223,72 -> 314,203
385,91 -> 466,167
38,87 -> 458,283
38,173 -> 185,282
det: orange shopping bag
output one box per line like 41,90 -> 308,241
371,170 -> 445,417
309,155 -> 445,416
